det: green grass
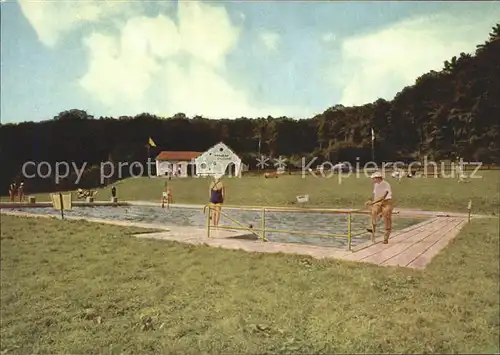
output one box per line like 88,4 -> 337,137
6,170 -> 499,214
1,214 -> 499,354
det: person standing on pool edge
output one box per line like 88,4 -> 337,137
8,182 -> 16,202
209,175 -> 225,226
161,182 -> 172,209
18,182 -> 25,202
365,171 -> 393,244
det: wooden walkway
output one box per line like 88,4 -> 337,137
341,217 -> 467,269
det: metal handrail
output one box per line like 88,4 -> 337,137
203,203 -> 370,251
207,203 -> 371,215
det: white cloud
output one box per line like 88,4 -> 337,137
78,1 -> 248,116
260,31 -> 281,52
19,0 -> 309,119
78,14 -> 183,110
177,2 -> 240,69
328,11 -> 500,106
17,0 -> 142,47
322,32 -> 336,43
161,60 -> 255,118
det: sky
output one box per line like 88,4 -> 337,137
1,0 -> 499,124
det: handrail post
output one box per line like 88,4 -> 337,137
58,192 -> 64,220
370,213 -> 375,242
206,204 -> 211,238
347,213 -> 352,251
261,208 -> 266,241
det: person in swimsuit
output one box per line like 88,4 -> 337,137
209,177 -> 225,226
161,183 -> 172,208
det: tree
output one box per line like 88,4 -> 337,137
53,109 -> 92,121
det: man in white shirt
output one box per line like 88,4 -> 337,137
365,171 -> 393,244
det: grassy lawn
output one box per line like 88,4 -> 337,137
1,214 -> 499,354
5,170 -> 499,214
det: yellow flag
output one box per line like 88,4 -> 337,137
148,137 -> 156,147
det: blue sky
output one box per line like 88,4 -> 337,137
1,0 -> 499,123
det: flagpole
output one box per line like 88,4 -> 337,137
371,128 -> 375,162
258,136 -> 261,172
147,144 -> 151,178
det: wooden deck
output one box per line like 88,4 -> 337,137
341,217 -> 467,268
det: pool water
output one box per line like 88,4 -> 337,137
15,206 -> 422,248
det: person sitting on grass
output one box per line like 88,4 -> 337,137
209,176 -> 225,226
77,188 -> 97,200
365,171 -> 393,244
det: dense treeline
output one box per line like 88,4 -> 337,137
1,25 -> 499,193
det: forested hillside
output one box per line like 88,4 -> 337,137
1,25 -> 498,192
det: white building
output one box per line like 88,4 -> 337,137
194,142 -> 243,178
155,151 -> 202,177
155,143 -> 245,178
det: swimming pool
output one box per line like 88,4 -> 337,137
13,205 -> 422,248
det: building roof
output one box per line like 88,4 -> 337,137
194,142 -> 240,161
155,151 -> 203,161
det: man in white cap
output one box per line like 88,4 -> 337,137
365,171 -> 393,244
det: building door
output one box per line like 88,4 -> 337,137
225,162 -> 237,177
188,162 -> 196,176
